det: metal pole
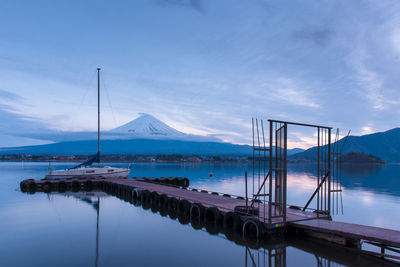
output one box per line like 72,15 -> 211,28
97,68 -> 101,165
328,128 -> 331,216
95,197 -> 100,267
245,247 -> 248,267
256,119 -> 260,190
268,120 -> 273,225
252,118 -> 255,199
283,123 -> 287,222
245,171 -> 248,208
275,123 -> 278,213
324,128 -> 326,212
261,120 -> 266,217
317,127 -> 320,213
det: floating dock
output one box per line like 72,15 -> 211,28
20,177 -> 400,262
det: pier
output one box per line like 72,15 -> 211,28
20,176 -> 400,262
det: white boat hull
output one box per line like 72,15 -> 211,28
46,166 -> 130,179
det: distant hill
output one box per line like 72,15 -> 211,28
341,152 -> 385,164
0,139 -> 303,157
290,128 -> 400,162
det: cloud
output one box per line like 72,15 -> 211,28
293,28 -> 334,46
155,0 -> 205,13
351,49 -> 400,111
2,0 -> 400,147
266,78 -> 320,109
0,103 -> 47,135
0,89 -> 24,101
361,125 -> 374,135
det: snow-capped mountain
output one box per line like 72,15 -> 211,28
1,113 -> 305,155
13,113 -> 220,143
110,113 -> 187,138
108,113 -> 219,142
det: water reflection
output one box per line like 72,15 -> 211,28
287,163 -> 400,197
62,190 -> 398,267
57,191 -> 105,267
2,162 -> 400,266
342,163 -> 384,176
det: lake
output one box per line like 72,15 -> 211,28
1,162 -> 400,266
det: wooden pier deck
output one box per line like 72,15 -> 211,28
111,178 -> 325,226
293,219 -> 400,249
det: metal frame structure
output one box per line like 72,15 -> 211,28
245,246 -> 286,267
250,119 -> 344,228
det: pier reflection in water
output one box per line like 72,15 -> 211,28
2,162 -> 400,266
65,189 -> 398,267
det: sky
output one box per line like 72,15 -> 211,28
1,0 -> 400,147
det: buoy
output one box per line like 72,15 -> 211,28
209,172 -> 213,178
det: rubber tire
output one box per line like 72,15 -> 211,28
177,199 -> 191,217
190,203 -> 205,221
205,207 -> 222,226
43,182 -> 53,193
58,181 -> 67,193
167,198 -> 179,219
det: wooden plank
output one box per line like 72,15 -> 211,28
292,219 -> 400,248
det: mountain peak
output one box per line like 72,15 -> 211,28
110,113 -> 186,138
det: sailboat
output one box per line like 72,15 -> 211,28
45,68 -> 130,179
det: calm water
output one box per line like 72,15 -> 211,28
1,162 -> 400,266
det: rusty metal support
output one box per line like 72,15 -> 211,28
303,172 -> 330,211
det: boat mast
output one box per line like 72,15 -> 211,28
97,68 -> 101,166
95,197 -> 100,267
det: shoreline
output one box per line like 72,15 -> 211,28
0,153 -> 387,164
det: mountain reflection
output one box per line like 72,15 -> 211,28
288,163 -> 400,197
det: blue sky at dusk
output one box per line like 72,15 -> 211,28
1,0 -> 400,147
